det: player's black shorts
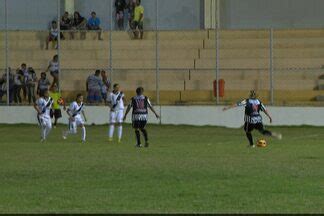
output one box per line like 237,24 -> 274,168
244,122 -> 264,132
54,109 -> 62,119
133,21 -> 143,30
132,120 -> 147,129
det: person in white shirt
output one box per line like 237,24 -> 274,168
45,20 -> 64,50
107,84 -> 125,143
46,55 -> 59,89
33,89 -> 53,142
63,93 -> 87,142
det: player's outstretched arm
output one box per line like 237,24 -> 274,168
148,104 -> 159,119
82,110 -> 87,122
223,103 -> 238,111
123,104 -> 131,121
263,109 -> 272,123
33,103 -> 41,115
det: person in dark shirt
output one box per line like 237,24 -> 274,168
71,11 -> 87,39
115,0 -> 126,30
223,90 -> 282,147
123,87 -> 159,148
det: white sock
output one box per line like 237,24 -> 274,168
81,126 -> 86,141
41,126 -> 46,140
109,125 -> 115,138
45,126 -> 51,139
117,125 -> 123,140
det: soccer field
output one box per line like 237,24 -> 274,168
0,124 -> 323,214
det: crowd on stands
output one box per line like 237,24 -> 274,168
0,0 -> 145,105
0,62 -> 111,105
46,0 -> 144,48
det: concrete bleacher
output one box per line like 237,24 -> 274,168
1,30 -> 324,105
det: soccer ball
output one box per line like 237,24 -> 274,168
57,97 -> 65,105
256,139 -> 267,147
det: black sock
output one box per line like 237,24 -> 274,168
246,132 -> 253,145
260,129 -> 272,136
140,128 -> 148,142
135,130 -> 141,145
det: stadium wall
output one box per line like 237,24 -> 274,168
1,106 -> 324,128
221,0 -> 324,29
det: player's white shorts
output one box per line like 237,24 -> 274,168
69,115 -> 84,133
110,110 -> 124,124
38,115 -> 52,128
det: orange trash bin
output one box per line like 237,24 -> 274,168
213,79 -> 225,97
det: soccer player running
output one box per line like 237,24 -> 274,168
62,93 -> 87,142
223,90 -> 282,147
33,89 -> 53,142
123,87 -> 159,148
107,83 -> 125,143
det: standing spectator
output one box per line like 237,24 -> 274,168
20,63 -> 28,102
26,67 -> 37,104
46,20 -> 64,50
86,69 -> 103,104
101,70 -> 111,103
60,12 -> 72,39
13,68 -> 24,104
87,11 -> 103,40
127,0 -> 136,30
37,72 -> 51,96
46,55 -> 59,89
71,11 -> 87,40
132,0 -> 144,39
0,68 -> 14,104
115,0 -> 126,30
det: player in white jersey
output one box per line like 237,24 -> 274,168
62,93 -> 87,142
107,84 -> 125,143
33,89 -> 53,142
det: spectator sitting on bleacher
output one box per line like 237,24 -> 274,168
60,11 -> 72,30
26,67 -> 37,104
132,0 -> 144,39
60,11 -> 72,39
37,72 -> 51,96
86,70 -> 103,104
115,0 -> 127,30
13,68 -> 23,104
72,11 -> 87,40
87,11 -> 103,40
46,20 -> 65,50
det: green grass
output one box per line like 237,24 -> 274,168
0,124 -> 323,214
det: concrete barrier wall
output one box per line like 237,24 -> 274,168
1,106 -> 324,128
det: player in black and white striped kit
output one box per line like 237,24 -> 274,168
123,87 -> 159,147
223,90 -> 282,147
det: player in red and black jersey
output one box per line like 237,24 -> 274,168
223,90 -> 282,147
123,87 -> 159,147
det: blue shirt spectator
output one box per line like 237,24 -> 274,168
87,11 -> 103,40
88,12 -> 101,28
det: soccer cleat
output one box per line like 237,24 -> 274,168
144,142 -> 149,148
247,144 -> 255,148
82,139 -> 86,143
108,137 -> 113,142
118,139 -> 122,143
62,131 -> 67,140
40,138 -> 45,143
135,144 -> 142,148
273,132 -> 282,140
